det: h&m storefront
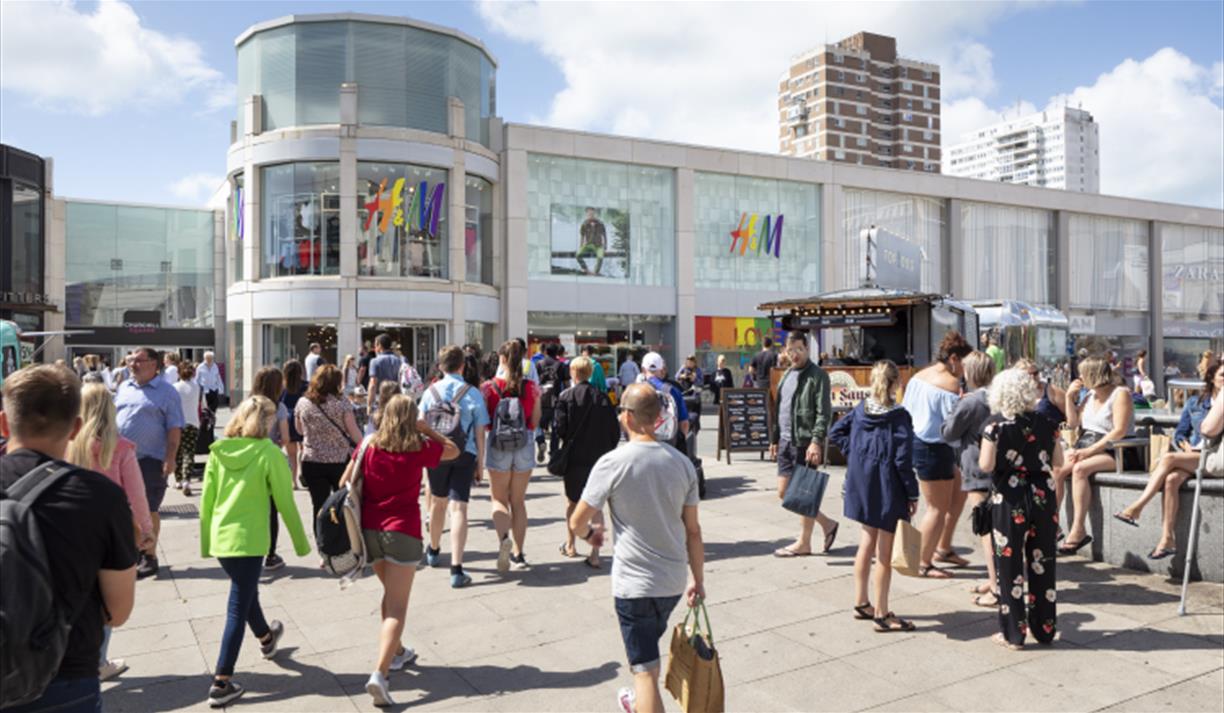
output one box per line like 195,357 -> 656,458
1,144 -> 59,363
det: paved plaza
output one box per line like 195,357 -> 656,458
102,416 -> 1224,712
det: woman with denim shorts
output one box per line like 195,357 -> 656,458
481,340 -> 543,574
341,393 -> 458,707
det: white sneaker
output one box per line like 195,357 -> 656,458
366,671 -> 395,707
496,536 -> 513,574
389,646 -> 417,671
617,686 -> 636,713
98,659 -> 128,682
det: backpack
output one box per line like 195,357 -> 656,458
0,462 -> 77,708
491,382 -> 530,451
316,438 -> 371,585
651,380 -> 680,444
398,363 -> 423,397
425,384 -> 473,453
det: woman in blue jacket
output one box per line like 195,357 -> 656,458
829,360 -> 918,633
1115,360 -> 1221,559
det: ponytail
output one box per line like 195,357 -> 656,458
499,340 -> 525,397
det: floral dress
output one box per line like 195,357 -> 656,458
982,411 -> 1058,647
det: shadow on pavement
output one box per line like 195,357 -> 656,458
702,474 -> 757,499
705,538 -> 792,562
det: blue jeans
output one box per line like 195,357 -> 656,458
215,556 -> 271,677
4,676 -> 100,713
614,595 -> 681,673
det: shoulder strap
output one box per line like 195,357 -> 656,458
453,383 -> 473,403
351,435 -> 374,484
428,384 -> 442,404
4,461 -> 78,504
314,397 -> 357,448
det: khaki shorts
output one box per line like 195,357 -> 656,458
362,529 -> 424,566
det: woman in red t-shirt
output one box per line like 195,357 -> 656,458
480,340 -> 542,574
339,394 -> 457,707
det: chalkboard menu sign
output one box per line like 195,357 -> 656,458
717,388 -> 772,464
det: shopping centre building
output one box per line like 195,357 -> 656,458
12,12 -> 1223,397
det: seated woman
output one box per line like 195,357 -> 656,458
1052,356 -> 1137,556
1115,360 -> 1221,559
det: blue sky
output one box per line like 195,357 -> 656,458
2,1 -> 1221,207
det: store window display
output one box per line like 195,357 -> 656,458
465,176 -> 493,284
261,162 -> 341,278
357,162 -> 448,279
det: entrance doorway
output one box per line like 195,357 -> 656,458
360,323 -> 446,377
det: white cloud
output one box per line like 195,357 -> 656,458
170,173 -> 224,205
942,96 -> 1037,145
0,0 -> 233,115
479,0 -> 1017,153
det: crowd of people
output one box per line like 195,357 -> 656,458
4,329 -> 1221,712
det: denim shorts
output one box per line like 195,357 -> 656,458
428,451 -> 477,503
615,595 -> 682,673
485,430 -> 536,472
138,457 -> 167,511
913,439 -> 956,482
362,530 -> 424,566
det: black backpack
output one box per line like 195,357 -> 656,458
0,462 -> 77,708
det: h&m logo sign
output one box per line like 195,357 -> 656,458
729,213 -> 783,259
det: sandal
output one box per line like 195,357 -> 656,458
973,590 -> 1000,608
1056,535 -> 1093,557
1149,546 -> 1176,560
584,554 -> 602,569
559,542 -> 578,558
969,581 -> 992,595
918,564 -> 952,579
822,522 -> 840,554
873,613 -> 916,632
934,549 -> 970,568
853,603 -> 875,620
774,546 -> 812,558
992,632 -> 1024,651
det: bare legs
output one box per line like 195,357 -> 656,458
428,495 -> 469,566
1065,454 -> 1116,545
937,471 -> 968,556
966,491 -> 998,593
371,559 -> 415,677
853,526 -> 897,615
565,499 -> 603,562
634,668 -> 665,713
1117,451 -> 1200,551
489,470 -> 532,556
918,479 -> 954,575
776,475 -> 836,554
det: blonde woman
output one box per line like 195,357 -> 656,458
1053,357 -> 1136,556
67,383 -> 155,682
828,361 -> 917,632
200,396 -> 310,708
342,354 -> 359,394
339,395 -> 458,707
979,367 -> 1064,649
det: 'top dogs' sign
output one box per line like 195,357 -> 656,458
729,213 -> 783,259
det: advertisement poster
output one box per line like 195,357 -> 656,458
550,205 -> 630,278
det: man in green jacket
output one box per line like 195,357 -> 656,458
770,331 -> 839,557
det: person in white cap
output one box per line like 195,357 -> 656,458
641,352 -> 690,445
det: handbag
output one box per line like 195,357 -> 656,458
1204,434 -> 1224,477
781,464 -> 829,518
546,390 -> 595,477
971,491 -> 994,536
892,519 -> 923,576
665,600 -> 724,713
1149,432 -> 1171,472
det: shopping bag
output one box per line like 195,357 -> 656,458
781,465 -> 830,519
891,519 -> 922,577
665,600 -> 725,713
1148,432 -> 1171,472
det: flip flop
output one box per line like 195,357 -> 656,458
774,547 -> 813,558
558,542 -> 578,558
1112,512 -> 1139,528
934,549 -> 970,567
873,613 -> 916,632
823,522 -> 840,554
973,591 -> 1000,608
853,603 -> 875,620
918,564 -> 952,579
1149,547 -> 1176,560
1057,535 -> 1093,557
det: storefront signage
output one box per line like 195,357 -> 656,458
122,310 -> 161,335
729,213 -> 783,259
363,179 -> 445,236
0,292 -> 54,310
860,227 -> 921,291
1069,314 -> 1096,335
797,312 -> 896,329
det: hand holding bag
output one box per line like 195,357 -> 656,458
665,600 -> 725,713
891,519 -> 923,577
781,464 -> 830,519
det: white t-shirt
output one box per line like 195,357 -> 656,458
163,365 -> 180,384
173,379 -> 201,428
581,440 -> 699,599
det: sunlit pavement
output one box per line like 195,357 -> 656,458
102,414 -> 1224,712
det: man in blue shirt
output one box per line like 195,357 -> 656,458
115,346 -> 185,579
418,345 -> 489,588
365,333 -> 404,412
642,352 -> 689,445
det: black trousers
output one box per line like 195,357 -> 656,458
205,390 -> 220,413
991,490 -> 1058,646
300,460 -> 347,531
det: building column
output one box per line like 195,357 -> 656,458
339,84 -> 359,280
675,168 -> 696,361
1149,221 -> 1165,395
823,183 -> 844,291
503,148 -> 529,340
212,210 -> 227,362
242,316 -> 260,397
947,198 -> 963,299
338,290 -> 360,368
1054,211 -> 1071,313
241,95 -> 263,284
448,102 -> 468,345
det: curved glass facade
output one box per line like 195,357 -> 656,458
262,162 -> 341,278
236,19 -> 496,145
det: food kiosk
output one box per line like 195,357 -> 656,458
971,300 -> 1070,374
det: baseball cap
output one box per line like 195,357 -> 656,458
642,351 -> 665,374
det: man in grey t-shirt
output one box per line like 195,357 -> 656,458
571,383 -> 705,713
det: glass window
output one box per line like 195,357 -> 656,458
10,184 -> 42,296
842,189 -> 945,292
262,162 -> 341,278
356,162 -> 448,279
228,173 -> 245,284
465,176 -> 494,285
528,311 -> 676,374
960,202 -> 1054,303
1067,214 -> 1148,311
693,173 -> 820,293
465,322 -> 494,354
1162,224 -> 1224,320
526,154 -> 675,286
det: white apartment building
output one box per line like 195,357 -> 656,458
945,107 -> 1101,192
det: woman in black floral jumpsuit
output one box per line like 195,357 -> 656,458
979,367 -> 1065,650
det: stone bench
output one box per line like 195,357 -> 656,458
1064,471 -> 1224,583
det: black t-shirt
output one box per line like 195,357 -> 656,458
0,449 -> 139,679
749,349 -> 778,381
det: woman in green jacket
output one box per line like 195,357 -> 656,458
199,395 -> 311,708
